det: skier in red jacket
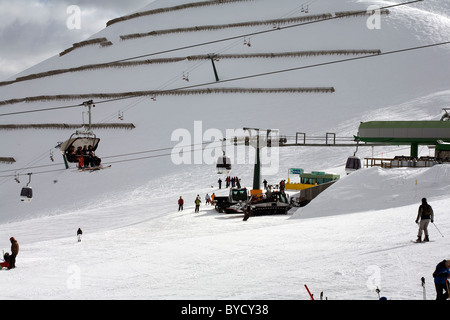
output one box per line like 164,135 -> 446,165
178,196 -> 184,211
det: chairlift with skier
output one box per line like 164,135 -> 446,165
57,100 -> 102,170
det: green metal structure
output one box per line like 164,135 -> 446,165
355,121 -> 450,158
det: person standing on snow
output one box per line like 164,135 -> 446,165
433,259 -> 450,300
178,196 -> 184,212
415,198 -> 434,242
9,237 -> 19,269
195,195 -> 201,213
77,228 -> 83,242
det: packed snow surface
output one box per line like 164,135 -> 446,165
0,0 -> 449,300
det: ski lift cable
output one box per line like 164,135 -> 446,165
95,1 -> 322,124
0,139 -> 233,178
0,40 -> 448,119
0,2 -> 431,118
0,0 -> 422,118
0,148 -> 60,186
99,0 -> 424,65
0,139 -> 213,174
90,40 -> 450,107
97,1 -> 325,123
90,0 -> 349,122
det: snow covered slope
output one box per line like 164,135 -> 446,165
0,0 -> 449,300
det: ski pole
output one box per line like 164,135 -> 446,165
304,284 -> 314,300
421,277 -> 426,300
432,222 -> 444,237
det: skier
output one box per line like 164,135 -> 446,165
75,146 -> 85,168
433,259 -> 450,300
205,193 -> 211,205
1,253 -> 11,269
77,228 -> 83,242
195,195 -> 201,213
279,180 -> 285,192
415,198 -> 434,242
9,237 -> 19,269
236,177 -> 241,189
263,179 -> 268,190
178,196 -> 184,211
218,178 -> 222,189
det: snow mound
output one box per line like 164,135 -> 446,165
293,164 -> 450,219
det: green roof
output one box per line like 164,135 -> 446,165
356,121 -> 450,145
359,121 -> 450,129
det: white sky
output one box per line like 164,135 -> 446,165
0,0 -> 152,81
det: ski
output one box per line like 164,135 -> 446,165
76,165 -> 111,172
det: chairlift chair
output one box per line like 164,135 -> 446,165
60,134 -> 100,166
58,100 -> 101,169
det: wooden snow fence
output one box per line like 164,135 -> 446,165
335,9 -> 390,18
0,124 -> 136,130
119,14 -> 332,40
0,157 -> 16,164
0,50 -> 381,88
118,9 -> 389,41
106,0 -> 253,27
59,38 -> 113,57
0,88 -> 335,106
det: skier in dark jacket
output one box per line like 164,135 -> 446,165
415,198 -> 434,242
77,228 -> 83,242
9,237 -> 19,269
433,259 -> 450,300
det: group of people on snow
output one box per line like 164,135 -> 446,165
174,192 -> 450,300
263,179 -> 286,192
222,176 -> 241,189
1,237 -> 19,270
1,230 -> 84,271
177,193 -> 217,213
66,145 -> 101,169
415,198 -> 449,300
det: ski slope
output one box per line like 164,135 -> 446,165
0,0 -> 449,300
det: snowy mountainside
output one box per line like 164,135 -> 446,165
0,0 -> 449,221
0,0 -> 449,300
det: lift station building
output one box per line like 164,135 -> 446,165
355,120 -> 450,161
